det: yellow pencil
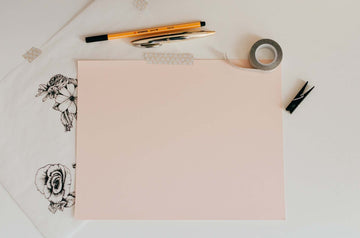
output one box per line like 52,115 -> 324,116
85,21 -> 206,43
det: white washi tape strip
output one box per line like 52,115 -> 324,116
144,53 -> 194,65
225,39 -> 283,72
133,0 -> 148,10
23,47 -> 42,63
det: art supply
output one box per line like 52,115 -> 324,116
225,38 -> 283,71
85,21 -> 206,43
131,30 -> 215,48
75,60 -> 284,220
133,0 -> 148,10
144,52 -> 194,65
23,47 -> 42,63
286,81 -> 314,113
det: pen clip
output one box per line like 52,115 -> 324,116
131,30 -> 215,48
136,42 -> 162,48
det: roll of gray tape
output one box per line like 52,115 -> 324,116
248,39 -> 282,71
224,38 -> 282,72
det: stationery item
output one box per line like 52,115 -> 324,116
131,30 -> 215,48
144,52 -> 194,65
85,21 -> 206,43
75,60 -> 285,220
23,47 -> 42,63
133,0 -> 148,10
225,38 -> 283,71
286,81 -> 314,113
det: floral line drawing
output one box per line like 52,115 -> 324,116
36,74 -> 77,132
35,164 -> 75,214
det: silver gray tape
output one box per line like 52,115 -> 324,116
249,39 -> 282,71
225,38 -> 282,72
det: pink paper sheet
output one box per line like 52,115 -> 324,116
75,60 -> 284,219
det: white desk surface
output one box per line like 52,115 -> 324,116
1,0 -> 360,237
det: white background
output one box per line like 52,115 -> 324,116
1,0 -> 360,237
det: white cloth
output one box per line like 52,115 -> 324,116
0,0 -> 229,236
0,0 -> 91,79
0,1 -> 157,237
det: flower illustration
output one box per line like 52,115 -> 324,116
36,74 -> 78,132
54,84 -> 77,114
59,110 -> 76,132
36,74 -> 68,102
36,84 -> 59,102
35,164 -> 75,214
48,74 -> 68,88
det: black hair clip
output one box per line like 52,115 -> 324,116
286,81 -> 314,114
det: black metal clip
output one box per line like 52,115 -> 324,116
286,81 -> 314,114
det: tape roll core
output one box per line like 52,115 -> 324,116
249,39 -> 282,71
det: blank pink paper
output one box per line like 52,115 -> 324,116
75,60 -> 284,220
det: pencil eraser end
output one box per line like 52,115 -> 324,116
200,21 -> 206,27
